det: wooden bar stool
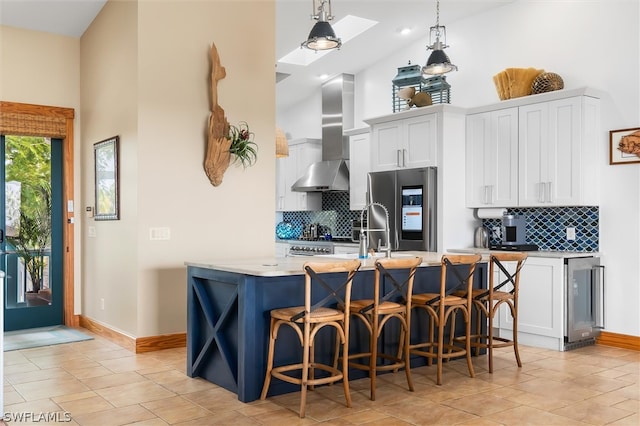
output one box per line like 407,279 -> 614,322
338,256 -> 423,401
453,252 -> 528,373
409,254 -> 482,385
260,259 -> 360,418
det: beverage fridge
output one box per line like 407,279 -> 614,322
366,167 -> 437,252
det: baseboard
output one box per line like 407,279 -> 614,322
596,331 -> 640,351
79,316 -> 136,352
136,333 -> 186,353
78,315 -> 186,353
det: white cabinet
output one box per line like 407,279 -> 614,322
368,112 -> 437,172
333,244 -> 358,255
348,130 -> 370,210
465,88 -> 601,208
275,139 -> 322,211
465,108 -> 519,207
519,96 -> 600,206
496,256 -> 565,351
275,242 -> 290,257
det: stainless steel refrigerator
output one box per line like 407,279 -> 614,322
366,167 -> 437,252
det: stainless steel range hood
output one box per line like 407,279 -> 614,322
292,74 -> 354,192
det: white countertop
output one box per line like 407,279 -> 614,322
186,251 -> 450,277
447,248 -> 600,259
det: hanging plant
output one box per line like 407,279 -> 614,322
227,121 -> 258,168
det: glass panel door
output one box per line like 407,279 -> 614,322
1,135 -> 64,331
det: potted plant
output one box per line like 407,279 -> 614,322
228,121 -> 258,167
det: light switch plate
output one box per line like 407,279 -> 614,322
567,227 -> 576,241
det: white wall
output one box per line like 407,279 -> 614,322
279,0 -> 640,337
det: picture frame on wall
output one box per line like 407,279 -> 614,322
94,136 -> 120,220
609,127 -> 640,165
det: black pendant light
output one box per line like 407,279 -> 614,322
301,0 -> 342,51
423,0 -> 457,76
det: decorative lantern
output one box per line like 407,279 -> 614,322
391,62 -> 424,112
392,62 -> 452,112
422,75 -> 451,104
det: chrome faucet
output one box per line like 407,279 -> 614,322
360,202 -> 391,258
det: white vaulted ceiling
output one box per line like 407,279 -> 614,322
0,0 -> 514,110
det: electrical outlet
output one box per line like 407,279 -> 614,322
100,298 -> 105,310
567,227 -> 576,241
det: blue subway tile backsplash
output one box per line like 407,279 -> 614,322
281,192 -> 599,252
482,206 -> 599,252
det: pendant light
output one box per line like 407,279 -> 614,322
301,0 -> 342,51
276,127 -> 289,158
422,0 -> 457,76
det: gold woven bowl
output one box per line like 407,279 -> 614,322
531,72 -> 564,94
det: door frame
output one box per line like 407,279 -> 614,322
0,101 -> 76,328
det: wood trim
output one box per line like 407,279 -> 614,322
0,101 -> 75,328
79,315 -> 186,354
63,115 -> 76,327
597,331 -> 640,351
136,333 -> 187,353
0,101 -> 74,119
79,316 -> 136,352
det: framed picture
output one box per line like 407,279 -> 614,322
94,136 -> 120,220
609,127 -> 640,165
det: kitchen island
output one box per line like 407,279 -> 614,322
185,252 -> 487,402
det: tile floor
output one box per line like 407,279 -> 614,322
2,330 -> 638,425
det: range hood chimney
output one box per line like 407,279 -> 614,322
292,74 -> 354,192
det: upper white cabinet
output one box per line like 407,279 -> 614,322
275,138 -> 322,211
466,108 -> 519,207
519,96 -> 600,206
347,129 -> 370,210
465,88 -> 601,208
367,111 -> 437,172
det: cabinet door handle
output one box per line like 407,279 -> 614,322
397,150 -> 401,168
538,182 -> 545,203
402,149 -> 407,167
547,181 -> 553,203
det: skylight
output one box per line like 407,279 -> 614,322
278,15 -> 378,66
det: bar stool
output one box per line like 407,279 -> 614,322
409,254 -> 482,385
454,252 -> 528,373
339,256 -> 423,401
260,259 -> 360,418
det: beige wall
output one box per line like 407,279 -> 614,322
0,25 -> 84,313
80,0 -> 276,337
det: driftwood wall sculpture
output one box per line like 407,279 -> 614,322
204,42 -> 231,186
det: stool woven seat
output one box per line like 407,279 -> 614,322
338,256 -> 422,401
260,259 -> 361,418
409,254 -> 482,385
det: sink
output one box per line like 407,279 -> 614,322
321,252 -> 414,259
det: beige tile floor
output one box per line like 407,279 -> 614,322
2,330 -> 638,425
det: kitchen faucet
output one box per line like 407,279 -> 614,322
360,202 -> 392,258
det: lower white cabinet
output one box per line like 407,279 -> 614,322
496,256 -> 565,350
333,243 -> 358,255
275,242 -> 289,257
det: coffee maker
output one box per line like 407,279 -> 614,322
501,213 -> 526,246
489,213 -> 538,251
